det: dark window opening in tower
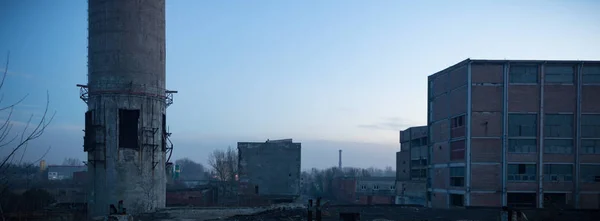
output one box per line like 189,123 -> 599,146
162,114 -> 166,151
119,109 -> 140,149
84,110 -> 95,152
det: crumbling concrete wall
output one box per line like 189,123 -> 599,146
238,140 -> 301,199
86,0 -> 167,217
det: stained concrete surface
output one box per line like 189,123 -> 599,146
86,0 -> 168,217
238,140 -> 301,198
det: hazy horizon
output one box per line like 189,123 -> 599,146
1,0 -> 600,169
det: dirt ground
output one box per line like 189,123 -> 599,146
135,204 -> 600,221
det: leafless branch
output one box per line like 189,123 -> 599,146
207,146 -> 238,182
0,51 -> 8,90
0,52 -> 55,217
0,91 -> 55,170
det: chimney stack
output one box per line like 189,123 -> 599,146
338,149 -> 342,170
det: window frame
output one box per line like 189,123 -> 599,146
449,194 -> 465,207
581,114 -> 600,138
582,65 -> 600,84
581,139 -> 600,154
450,139 -> 466,161
508,113 -> 538,137
449,167 -> 465,187
507,163 -> 537,182
509,64 -> 539,84
544,64 -> 575,84
451,115 -> 465,129
544,114 -> 574,138
543,164 -> 573,182
580,164 -> 600,183
543,139 -> 573,154
508,138 -> 537,153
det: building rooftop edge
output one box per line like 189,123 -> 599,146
429,58 -> 600,78
400,125 -> 427,132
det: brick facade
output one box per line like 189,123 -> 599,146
427,59 -> 600,209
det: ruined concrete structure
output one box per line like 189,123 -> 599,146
355,177 -> 396,205
396,126 -> 428,206
79,0 -> 175,217
238,139 -> 301,202
428,59 -> 600,209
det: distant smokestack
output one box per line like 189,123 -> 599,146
338,149 -> 342,169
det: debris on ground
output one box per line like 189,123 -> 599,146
209,207 -> 306,221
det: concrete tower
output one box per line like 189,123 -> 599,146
338,149 -> 342,170
78,0 -> 175,217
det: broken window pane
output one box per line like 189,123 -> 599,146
543,164 -> 573,182
450,167 -> 465,187
544,139 -> 573,154
508,139 -> 537,153
581,139 -> 600,154
580,165 -> 600,183
581,114 -> 600,138
508,114 -> 537,137
510,65 -> 538,83
544,114 -> 573,138
508,164 -> 536,182
545,65 -> 574,83
582,65 -> 600,83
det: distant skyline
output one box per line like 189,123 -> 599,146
1,0 -> 599,169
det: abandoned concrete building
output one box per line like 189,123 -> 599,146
237,139 -> 301,203
396,126 -> 428,206
78,0 -> 175,217
355,177 -> 396,205
427,59 -> 600,209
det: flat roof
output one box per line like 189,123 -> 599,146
400,125 -> 427,132
429,58 -> 600,79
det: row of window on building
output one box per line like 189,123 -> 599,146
447,192 -> 568,208
508,113 -> 600,154
359,184 -> 396,190
509,64 -> 600,84
448,164 -> 600,186
445,114 -> 600,161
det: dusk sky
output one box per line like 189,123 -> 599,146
1,0 -> 599,169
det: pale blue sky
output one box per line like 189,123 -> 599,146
0,0 -> 599,169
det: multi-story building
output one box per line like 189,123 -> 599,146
237,139 -> 301,204
355,177 -> 396,205
396,126 -> 428,205
427,59 -> 600,209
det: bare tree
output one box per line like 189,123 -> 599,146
207,146 -> 238,182
0,52 -> 54,220
62,158 -> 82,166
175,158 -> 207,180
